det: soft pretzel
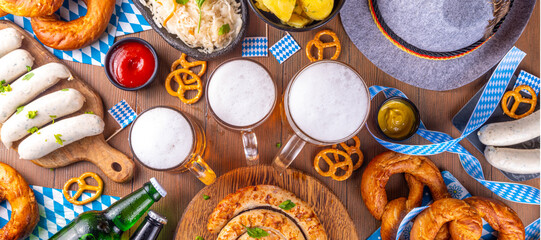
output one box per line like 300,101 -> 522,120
464,197 -> 525,240
0,162 -> 39,240
0,0 -> 63,17
217,209 -> 304,240
30,0 -> 116,50
411,198 -> 483,240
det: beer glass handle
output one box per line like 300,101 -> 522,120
241,130 -> 259,166
272,134 -> 306,172
187,155 -> 217,185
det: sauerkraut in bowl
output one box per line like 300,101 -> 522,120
140,0 -> 243,54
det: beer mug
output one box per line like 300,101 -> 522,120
273,60 -> 370,172
206,59 -> 277,166
129,106 -> 216,185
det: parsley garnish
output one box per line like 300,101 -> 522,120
195,0 -> 206,33
176,0 -> 189,4
279,200 -> 296,210
85,111 -> 94,114
61,88 -> 69,91
16,106 -> 24,114
218,23 -> 230,35
50,115 -> 57,123
27,126 -> 39,134
54,134 -> 64,145
203,194 -> 210,200
276,142 -> 282,148
0,80 -> 11,93
22,72 -> 34,80
27,110 -> 37,119
243,224 -> 269,239
195,237 -> 204,240
26,66 -> 31,72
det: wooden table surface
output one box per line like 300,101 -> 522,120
1,2 -> 539,239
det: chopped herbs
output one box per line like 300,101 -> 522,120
26,66 -> 31,72
276,142 -> 282,148
50,115 -> 57,123
279,200 -> 296,210
27,110 -> 37,119
27,126 -> 39,134
243,224 -> 269,239
61,88 -> 69,91
54,134 -> 64,145
203,194 -> 210,200
218,23 -> 230,35
0,80 -> 11,93
16,106 -> 24,114
195,0 -> 206,33
195,237 -> 204,240
176,0 -> 189,4
22,72 -> 34,80
85,111 -> 94,114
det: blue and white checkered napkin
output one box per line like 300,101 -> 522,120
242,37 -> 268,57
0,185 -> 119,239
514,70 -> 540,95
108,100 -> 137,129
270,33 -> 300,64
0,0 -> 120,66
115,0 -> 152,37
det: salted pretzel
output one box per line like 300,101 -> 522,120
464,197 -> 525,240
314,149 -> 353,181
306,30 -> 341,62
63,172 -> 104,205
165,68 -> 203,104
501,85 -> 537,119
171,53 -> 207,82
332,136 -> 363,171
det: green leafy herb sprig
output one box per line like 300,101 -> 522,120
218,23 -> 230,35
279,200 -> 296,210
242,224 -> 269,239
195,0 -> 206,33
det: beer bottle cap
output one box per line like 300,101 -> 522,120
150,178 -> 167,197
148,211 -> 167,225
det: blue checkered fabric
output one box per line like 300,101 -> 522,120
0,0 -> 120,66
270,33 -> 300,64
514,70 -> 540,95
0,185 -> 119,239
116,0 -> 152,36
242,37 -> 268,57
108,100 -> 137,128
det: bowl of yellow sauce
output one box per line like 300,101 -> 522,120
376,97 -> 420,141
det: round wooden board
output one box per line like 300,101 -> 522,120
175,165 -> 358,240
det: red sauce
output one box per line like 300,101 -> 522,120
109,41 -> 155,88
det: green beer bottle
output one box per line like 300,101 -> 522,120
50,178 -> 167,240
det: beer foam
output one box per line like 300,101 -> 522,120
288,62 -> 369,142
130,107 -> 193,169
208,60 -> 276,127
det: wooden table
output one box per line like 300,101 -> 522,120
1,3 -> 539,239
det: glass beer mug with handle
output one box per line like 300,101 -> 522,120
206,59 -> 278,166
273,60 -> 370,172
129,107 -> 216,185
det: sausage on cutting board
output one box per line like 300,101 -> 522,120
0,49 -> 34,84
17,114 -> 104,160
0,28 -> 23,58
0,62 -> 72,123
484,146 -> 540,174
1,88 -> 85,148
477,111 -> 540,146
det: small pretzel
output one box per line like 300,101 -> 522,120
332,136 -> 363,171
306,30 -> 341,62
501,85 -> 537,119
63,172 -> 103,206
314,149 -> 353,181
165,68 -> 203,104
171,53 -> 207,82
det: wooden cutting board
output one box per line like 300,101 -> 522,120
0,21 -> 134,183
175,166 -> 359,240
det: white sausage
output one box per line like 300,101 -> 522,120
18,114 -> 104,160
477,111 -> 540,146
484,146 -> 540,174
0,63 -> 72,123
0,49 -> 34,84
1,89 -> 85,148
0,28 -> 23,58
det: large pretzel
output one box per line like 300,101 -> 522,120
313,149 -> 353,181
171,53 -> 207,82
63,172 -> 104,205
501,85 -> 537,119
165,68 -> 203,104
332,136 -> 363,171
306,30 -> 341,62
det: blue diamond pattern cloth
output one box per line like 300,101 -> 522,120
116,0 -> 152,36
108,100 -> 137,129
270,33 -> 300,64
0,185 -> 119,239
242,37 -> 268,57
514,70 -> 540,95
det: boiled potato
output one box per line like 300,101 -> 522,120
293,3 -> 303,15
261,0 -> 296,22
255,0 -> 270,12
286,13 -> 312,28
298,0 -> 333,21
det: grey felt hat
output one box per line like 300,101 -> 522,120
341,0 -> 536,91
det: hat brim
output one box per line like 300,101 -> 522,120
341,0 -> 536,91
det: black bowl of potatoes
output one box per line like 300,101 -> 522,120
248,0 -> 344,31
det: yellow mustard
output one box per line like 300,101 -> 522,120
377,100 -> 416,139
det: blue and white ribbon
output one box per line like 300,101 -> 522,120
514,70 -> 540,95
